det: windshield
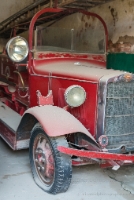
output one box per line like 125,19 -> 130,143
35,14 -> 105,54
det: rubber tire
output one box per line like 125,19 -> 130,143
29,123 -> 72,194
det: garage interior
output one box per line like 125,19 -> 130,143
0,0 -> 134,199
0,0 -> 134,51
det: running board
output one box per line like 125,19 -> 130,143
0,101 -> 21,131
0,101 -> 29,150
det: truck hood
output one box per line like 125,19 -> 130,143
33,59 -> 126,83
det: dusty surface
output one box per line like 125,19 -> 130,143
0,137 -> 134,200
104,165 -> 134,194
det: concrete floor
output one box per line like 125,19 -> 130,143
0,137 -> 134,200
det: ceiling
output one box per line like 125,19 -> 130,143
57,0 -> 114,8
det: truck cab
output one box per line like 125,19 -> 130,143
0,7 -> 134,194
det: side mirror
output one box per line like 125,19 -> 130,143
6,36 -> 29,62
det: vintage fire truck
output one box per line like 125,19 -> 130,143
0,7 -> 134,194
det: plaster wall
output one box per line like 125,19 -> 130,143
0,0 -> 34,22
0,0 -> 35,52
90,0 -> 134,52
90,0 -> 134,43
48,0 -> 134,53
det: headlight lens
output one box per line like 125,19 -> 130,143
6,36 -> 28,62
64,85 -> 86,107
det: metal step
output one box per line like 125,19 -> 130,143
0,101 -> 21,132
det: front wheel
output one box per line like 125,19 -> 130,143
29,124 -> 72,194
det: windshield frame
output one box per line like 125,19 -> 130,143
29,8 -> 108,65
34,22 -> 106,54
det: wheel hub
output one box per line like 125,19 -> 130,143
33,134 -> 54,185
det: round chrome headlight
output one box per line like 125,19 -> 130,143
64,85 -> 86,107
6,36 -> 28,62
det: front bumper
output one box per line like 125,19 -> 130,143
58,146 -> 134,162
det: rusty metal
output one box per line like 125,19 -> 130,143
13,71 -> 25,90
72,157 -> 98,166
33,133 -> 55,185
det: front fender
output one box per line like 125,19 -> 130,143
24,105 -> 96,142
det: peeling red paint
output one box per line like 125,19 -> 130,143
37,52 -> 106,62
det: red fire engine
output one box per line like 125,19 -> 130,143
0,7 -> 134,194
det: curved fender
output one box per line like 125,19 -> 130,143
24,105 -> 96,143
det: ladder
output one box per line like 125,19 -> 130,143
0,0 -> 114,38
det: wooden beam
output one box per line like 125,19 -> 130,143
58,0 -> 77,7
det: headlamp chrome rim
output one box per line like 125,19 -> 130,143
6,36 -> 29,63
64,85 -> 86,107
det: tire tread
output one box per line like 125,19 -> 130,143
29,123 -> 72,194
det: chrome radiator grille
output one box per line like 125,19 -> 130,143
105,81 -> 134,147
